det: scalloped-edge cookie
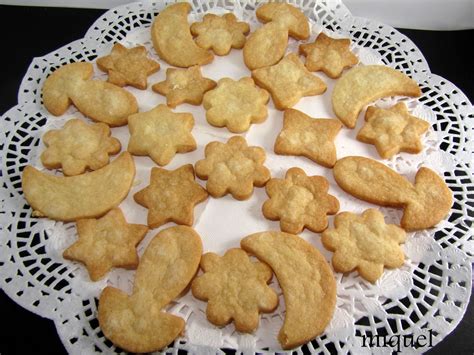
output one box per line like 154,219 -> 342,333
190,13 -> 250,56
41,118 -> 121,176
263,167 -> 339,234
322,209 -> 406,283
203,77 -> 270,133
195,136 -> 271,200
191,248 -> 278,332
96,43 -> 160,89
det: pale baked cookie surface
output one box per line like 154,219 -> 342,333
252,53 -> 326,110
191,248 -> 278,332
41,119 -> 121,176
275,109 -> 342,167
127,104 -> 196,166
195,136 -> 271,200
151,2 -> 213,67
96,43 -> 160,89
98,226 -> 202,353
241,231 -> 336,350
332,65 -> 422,128
322,209 -> 406,283
263,167 -> 339,234
42,62 -> 138,126
134,165 -> 208,229
357,102 -> 430,159
299,33 -> 358,78
152,66 -> 216,108
333,156 -> 453,231
203,77 -> 269,133
22,152 -> 135,222
63,208 -> 148,281
191,13 -> 250,56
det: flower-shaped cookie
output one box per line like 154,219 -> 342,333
127,104 -> 196,166
134,165 -> 208,229
252,53 -> 327,110
191,248 -> 278,332
195,136 -> 271,200
63,208 -> 148,281
275,109 -> 342,168
191,13 -> 250,55
263,168 -> 339,234
96,43 -> 160,89
357,102 -> 430,159
152,66 -> 216,108
321,209 -> 406,283
299,33 -> 358,78
203,77 -> 270,133
41,118 -> 121,176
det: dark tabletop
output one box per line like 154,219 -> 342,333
0,5 -> 472,355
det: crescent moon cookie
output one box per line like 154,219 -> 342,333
332,65 -> 422,128
190,13 -> 250,56
333,156 -> 453,231
63,208 -> 148,281
96,43 -> 160,90
322,209 -> 406,283
241,231 -> 336,350
194,136 -> 271,200
151,2 -> 213,67
252,53 -> 327,110
98,226 -> 202,353
299,32 -> 358,78
42,62 -> 138,126
274,109 -> 342,168
243,3 -> 309,70
191,248 -> 278,332
40,118 -> 121,176
152,66 -> 216,108
262,167 -> 339,234
202,77 -> 270,133
127,104 -> 196,166
357,102 -> 430,159
134,164 -> 208,229
22,152 -> 135,222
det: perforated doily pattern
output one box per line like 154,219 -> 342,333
1,1 -> 473,354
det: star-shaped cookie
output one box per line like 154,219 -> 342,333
263,167 -> 339,234
152,66 -> 216,108
275,109 -> 342,168
252,53 -> 327,110
63,208 -> 148,281
191,248 -> 278,332
357,102 -> 430,159
299,33 -> 358,78
96,43 -> 160,89
195,136 -> 271,200
321,209 -> 406,283
40,118 -> 121,176
134,164 -> 208,229
127,104 -> 196,166
190,13 -> 250,56
203,77 -> 270,133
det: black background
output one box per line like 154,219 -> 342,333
0,5 -> 472,355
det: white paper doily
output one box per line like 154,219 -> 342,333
1,1 -> 473,354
